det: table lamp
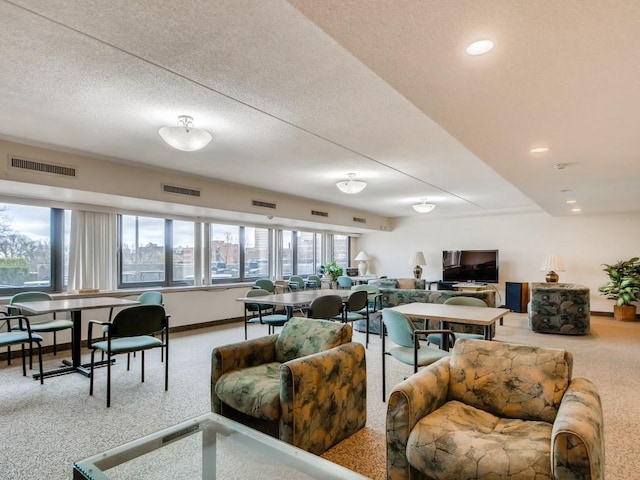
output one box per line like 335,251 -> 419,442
354,251 -> 371,276
412,251 -> 427,279
540,254 -> 565,283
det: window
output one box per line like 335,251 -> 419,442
244,227 -> 269,279
0,203 -> 63,293
172,220 -> 195,285
210,223 -> 240,282
281,230 -> 293,277
333,234 -> 349,269
120,215 -> 166,285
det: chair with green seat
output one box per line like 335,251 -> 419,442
8,291 -> 73,366
0,312 -> 44,384
335,290 -> 370,348
336,276 -> 353,289
244,288 -> 289,339
305,274 -> 322,290
253,278 -> 276,293
381,308 -> 455,402
88,304 -> 169,407
426,296 -> 487,347
288,275 -> 306,291
306,295 -> 343,320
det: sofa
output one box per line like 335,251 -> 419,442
528,282 -> 590,335
211,317 -> 366,455
354,278 -> 497,337
386,338 -> 604,480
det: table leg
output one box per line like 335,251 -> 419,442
440,320 -> 450,351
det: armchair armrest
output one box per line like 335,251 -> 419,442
279,342 -> 366,455
211,334 -> 278,413
552,377 -> 605,480
386,357 -> 451,480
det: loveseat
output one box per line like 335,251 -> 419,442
211,317 -> 366,455
529,282 -> 590,335
356,278 -> 497,337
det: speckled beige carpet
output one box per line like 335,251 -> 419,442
1,313 -> 638,479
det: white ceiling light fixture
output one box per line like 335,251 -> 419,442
159,115 -> 212,152
336,173 -> 367,194
465,39 -> 494,56
412,198 -> 436,213
530,146 -> 550,153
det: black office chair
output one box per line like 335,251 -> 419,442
335,290 -> 370,348
307,295 -> 343,320
88,304 -> 169,407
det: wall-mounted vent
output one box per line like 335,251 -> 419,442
10,156 -> 76,177
353,216 -> 367,224
311,210 -> 329,217
162,184 -> 201,197
252,200 -> 277,210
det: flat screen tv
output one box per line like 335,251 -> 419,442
442,250 -> 499,284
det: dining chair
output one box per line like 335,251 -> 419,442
306,295 -> 343,320
336,276 -> 353,289
305,275 -> 322,290
88,304 -> 169,407
426,296 -> 487,347
253,278 -> 276,293
288,275 -> 306,291
7,291 -> 73,367
335,290 -> 370,348
381,308 -> 455,402
243,288 -> 289,339
0,312 -> 44,384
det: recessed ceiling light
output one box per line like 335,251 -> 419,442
566,200 -> 577,204
466,40 -> 494,56
572,208 -> 581,212
530,146 -> 549,153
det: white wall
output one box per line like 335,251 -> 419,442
355,211 -> 640,313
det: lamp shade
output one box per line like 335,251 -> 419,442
354,251 -> 370,261
336,173 -> 367,194
540,254 -> 565,272
413,251 -> 427,266
159,115 -> 212,152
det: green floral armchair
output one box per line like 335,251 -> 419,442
211,317 -> 367,455
386,338 -> 604,480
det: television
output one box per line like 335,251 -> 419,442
442,250 -> 499,284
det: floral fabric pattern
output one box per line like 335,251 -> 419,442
386,338 -> 604,480
529,282 -> 590,335
211,317 -> 366,455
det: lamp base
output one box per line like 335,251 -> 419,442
545,271 -> 559,283
358,261 -> 367,276
413,265 -> 423,280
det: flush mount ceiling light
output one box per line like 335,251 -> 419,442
530,146 -> 550,153
336,173 -> 367,194
159,115 -> 212,152
412,198 -> 436,213
465,39 -> 494,56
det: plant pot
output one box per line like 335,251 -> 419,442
614,304 -> 637,322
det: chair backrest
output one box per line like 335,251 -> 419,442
9,291 -> 52,316
449,338 -> 573,423
336,276 -> 353,288
109,304 -> 166,338
138,291 -> 163,305
274,280 -> 292,293
245,288 -> 272,312
275,317 -> 352,363
254,278 -> 275,293
307,295 -> 343,319
345,290 -> 368,312
381,309 -> 416,348
307,275 -> 322,289
289,275 -> 305,289
444,296 -> 487,307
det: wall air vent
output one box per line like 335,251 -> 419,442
353,216 -> 367,224
252,200 -> 277,210
162,184 -> 201,197
311,210 -> 329,217
9,156 -> 76,177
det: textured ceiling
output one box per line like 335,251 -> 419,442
0,0 -> 638,220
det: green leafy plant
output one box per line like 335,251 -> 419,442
323,260 -> 344,281
599,257 -> 640,306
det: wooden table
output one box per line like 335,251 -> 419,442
390,302 -> 510,350
12,297 -> 140,379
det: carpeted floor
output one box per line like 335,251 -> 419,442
0,312 -> 638,479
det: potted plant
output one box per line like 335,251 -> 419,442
598,257 -> 640,321
323,260 -> 344,287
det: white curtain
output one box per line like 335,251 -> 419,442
67,211 -> 117,292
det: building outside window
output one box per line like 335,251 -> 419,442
244,227 -> 269,279
172,220 -> 195,284
120,215 -> 165,284
210,223 -> 240,282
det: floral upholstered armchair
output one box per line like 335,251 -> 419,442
211,317 -> 367,455
386,338 -> 604,480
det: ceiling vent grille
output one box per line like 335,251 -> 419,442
252,200 -> 277,210
10,156 -> 76,177
353,216 -> 367,224
311,210 -> 329,217
162,184 -> 201,197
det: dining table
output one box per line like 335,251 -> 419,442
236,289 -> 352,312
11,296 -> 140,380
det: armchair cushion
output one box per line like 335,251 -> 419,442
275,317 -> 351,363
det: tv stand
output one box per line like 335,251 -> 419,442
452,282 -> 488,292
